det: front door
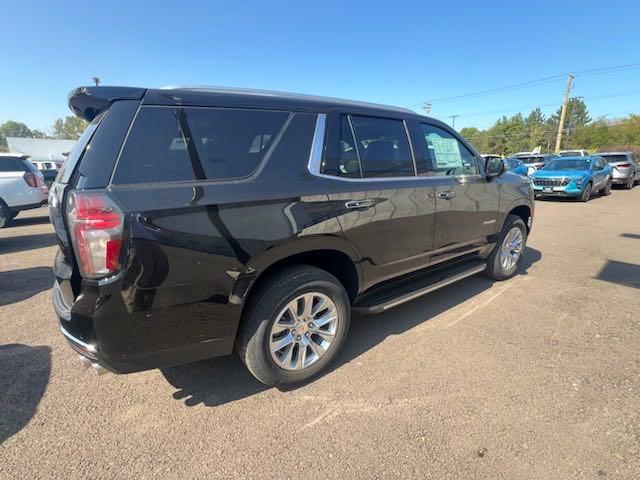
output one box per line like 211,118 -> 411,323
417,122 -> 500,264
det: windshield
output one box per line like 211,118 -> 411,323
517,156 -> 544,164
543,159 -> 590,171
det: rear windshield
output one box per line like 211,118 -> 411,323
0,157 -> 30,172
518,156 -> 545,164
113,107 -> 289,184
601,154 -> 630,163
56,113 -> 103,184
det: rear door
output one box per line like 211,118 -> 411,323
416,122 -> 500,264
321,111 -> 436,289
0,156 -> 30,207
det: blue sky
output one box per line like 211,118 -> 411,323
2,0 -> 639,132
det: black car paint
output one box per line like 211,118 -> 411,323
52,87 -> 534,374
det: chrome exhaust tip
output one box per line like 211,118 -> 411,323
78,355 -> 92,369
91,362 -> 109,376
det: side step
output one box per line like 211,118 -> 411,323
353,260 -> 487,314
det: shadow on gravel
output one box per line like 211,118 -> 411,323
595,259 -> 640,289
0,344 -> 51,444
0,233 -> 57,254
162,247 -> 541,406
7,214 -> 50,228
0,267 -> 53,306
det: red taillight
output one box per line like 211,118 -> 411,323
616,163 -> 632,168
23,172 -> 38,187
67,191 -> 124,279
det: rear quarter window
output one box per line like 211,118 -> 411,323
113,107 -> 289,184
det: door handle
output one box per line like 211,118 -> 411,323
437,191 -> 456,200
345,199 -> 374,209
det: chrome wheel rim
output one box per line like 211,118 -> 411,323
269,292 -> 339,371
500,227 -> 523,272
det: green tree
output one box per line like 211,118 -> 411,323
0,120 -> 34,151
52,116 -> 88,140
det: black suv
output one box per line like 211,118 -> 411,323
51,86 -> 534,386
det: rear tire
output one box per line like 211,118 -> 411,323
599,179 -> 612,196
237,265 -> 351,387
0,200 -> 11,228
625,175 -> 634,190
579,182 -> 593,202
484,215 -> 527,281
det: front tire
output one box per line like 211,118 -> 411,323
579,182 -> 593,202
0,200 -> 11,229
484,215 -> 527,281
237,265 -> 351,386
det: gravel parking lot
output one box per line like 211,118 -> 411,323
1,190 -> 639,479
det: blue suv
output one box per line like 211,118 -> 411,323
531,156 -> 613,202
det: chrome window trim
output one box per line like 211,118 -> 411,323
307,113 -> 486,183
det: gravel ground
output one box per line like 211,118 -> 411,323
1,189 -> 639,479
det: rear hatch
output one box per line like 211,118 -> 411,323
51,87 -> 145,341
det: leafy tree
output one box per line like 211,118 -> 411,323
52,116 -> 88,140
0,120 -> 34,151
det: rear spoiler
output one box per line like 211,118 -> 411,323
68,86 -> 147,121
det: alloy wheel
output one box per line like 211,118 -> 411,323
499,227 -> 523,272
269,292 -> 339,371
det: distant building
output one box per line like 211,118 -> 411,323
6,137 -> 77,165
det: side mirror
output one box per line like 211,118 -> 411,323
485,157 -> 505,178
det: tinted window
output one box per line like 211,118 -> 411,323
543,159 -> 590,170
114,107 -> 288,184
57,113 -> 101,184
349,116 -> 414,178
323,115 -> 362,178
420,124 -> 478,176
601,154 -> 629,163
0,157 -> 30,172
505,158 -> 523,169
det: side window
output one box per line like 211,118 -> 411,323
350,116 -> 415,178
114,107 -> 288,184
322,115 -> 362,178
420,124 -> 479,176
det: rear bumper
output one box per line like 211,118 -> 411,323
52,271 -> 238,374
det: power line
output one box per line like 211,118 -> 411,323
410,62 -> 640,108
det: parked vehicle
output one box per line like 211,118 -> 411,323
513,154 -> 558,175
558,149 -> 589,157
31,161 -> 60,188
598,151 -> 639,189
531,156 -> 612,201
0,153 -> 48,227
51,86 -> 534,386
503,158 -> 528,176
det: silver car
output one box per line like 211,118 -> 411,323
599,152 -> 640,189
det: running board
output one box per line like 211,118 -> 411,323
353,261 -> 487,314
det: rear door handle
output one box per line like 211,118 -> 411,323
345,199 -> 374,209
437,191 -> 456,200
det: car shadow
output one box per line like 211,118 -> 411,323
620,233 -> 640,240
7,214 -> 50,228
0,344 -> 51,445
161,247 -> 542,407
0,267 -> 53,306
594,259 -> 640,289
0,233 -> 57,254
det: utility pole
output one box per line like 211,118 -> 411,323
422,101 -> 432,115
92,76 -> 101,86
450,115 -> 459,129
554,73 -> 574,153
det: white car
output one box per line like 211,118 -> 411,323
558,149 -> 589,157
0,153 -> 49,227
